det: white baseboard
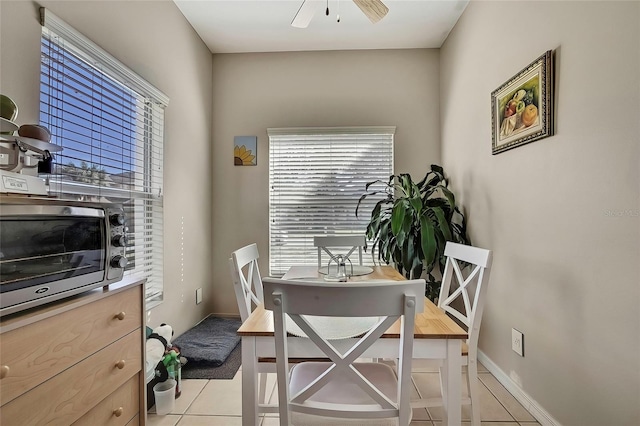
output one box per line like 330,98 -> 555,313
478,350 -> 561,426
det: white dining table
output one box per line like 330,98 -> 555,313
237,265 -> 468,426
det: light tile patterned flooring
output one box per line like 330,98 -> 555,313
147,361 -> 540,426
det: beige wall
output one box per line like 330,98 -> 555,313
440,1 -> 639,424
211,49 -> 441,314
7,2 -> 638,422
0,0 -> 214,337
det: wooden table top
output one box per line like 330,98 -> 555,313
237,265 -> 467,340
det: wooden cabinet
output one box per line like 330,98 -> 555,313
0,277 -> 146,425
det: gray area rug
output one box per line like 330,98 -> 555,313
173,316 -> 242,367
181,342 -> 241,380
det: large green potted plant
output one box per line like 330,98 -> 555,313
356,164 -> 470,300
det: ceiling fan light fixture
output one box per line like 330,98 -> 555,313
291,0 -> 388,28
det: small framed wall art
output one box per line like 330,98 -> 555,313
234,136 -> 257,166
491,50 -> 554,155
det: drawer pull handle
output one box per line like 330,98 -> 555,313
115,311 -> 126,320
115,360 -> 126,369
0,365 -> 9,379
113,407 -> 124,417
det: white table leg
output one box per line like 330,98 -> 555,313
443,339 -> 462,426
242,336 -> 259,426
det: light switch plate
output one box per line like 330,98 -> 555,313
196,288 -> 203,305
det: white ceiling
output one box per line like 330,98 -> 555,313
173,0 -> 469,54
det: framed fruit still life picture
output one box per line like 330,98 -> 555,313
491,50 -> 554,154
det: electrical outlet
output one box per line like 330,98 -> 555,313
512,328 -> 524,356
196,288 -> 203,305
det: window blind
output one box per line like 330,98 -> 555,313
268,127 -> 394,276
39,8 -> 168,306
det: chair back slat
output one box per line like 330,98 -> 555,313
444,241 -> 492,268
264,278 -> 424,423
265,280 -> 424,317
438,242 -> 493,353
229,243 -> 264,321
314,235 -> 366,267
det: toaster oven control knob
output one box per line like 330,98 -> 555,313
112,235 -> 127,247
110,213 -> 125,226
111,255 -> 128,269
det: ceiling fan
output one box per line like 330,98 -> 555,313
292,0 -> 389,28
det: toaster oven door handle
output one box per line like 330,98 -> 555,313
1,205 -> 105,217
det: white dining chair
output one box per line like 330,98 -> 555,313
229,243 -> 274,412
263,277 -> 425,426
313,235 -> 366,268
229,243 -> 264,322
229,243 -> 329,414
411,242 -> 493,426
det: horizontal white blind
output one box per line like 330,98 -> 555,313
40,9 -> 167,305
268,127 -> 394,276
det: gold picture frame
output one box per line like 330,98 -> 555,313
491,50 -> 554,155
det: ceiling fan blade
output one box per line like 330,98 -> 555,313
291,0 -> 321,28
352,0 -> 389,24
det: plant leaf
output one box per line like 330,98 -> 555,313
424,198 -> 449,209
411,258 -> 423,281
391,200 -> 406,236
398,174 -> 412,192
431,164 -> 444,176
396,228 -> 406,247
425,173 -> 442,188
369,200 -> 383,222
402,234 -> 413,276
438,186 -> 456,211
420,214 -> 436,267
416,172 -> 430,189
409,197 -> 422,214
432,206 -> 452,241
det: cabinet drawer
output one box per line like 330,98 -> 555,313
72,375 -> 140,426
1,329 -> 142,426
126,414 -> 140,426
0,286 -> 141,404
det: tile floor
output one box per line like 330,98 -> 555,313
147,361 -> 540,426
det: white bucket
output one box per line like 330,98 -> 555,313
153,379 -> 176,415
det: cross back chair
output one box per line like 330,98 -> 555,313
412,242 -> 493,426
263,277 -> 426,426
229,243 -> 263,322
229,243 -> 275,412
229,243 -> 329,414
313,235 -> 366,269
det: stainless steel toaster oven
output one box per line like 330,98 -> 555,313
0,197 -> 127,316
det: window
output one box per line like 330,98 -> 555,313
268,127 -> 394,276
39,9 -> 169,306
